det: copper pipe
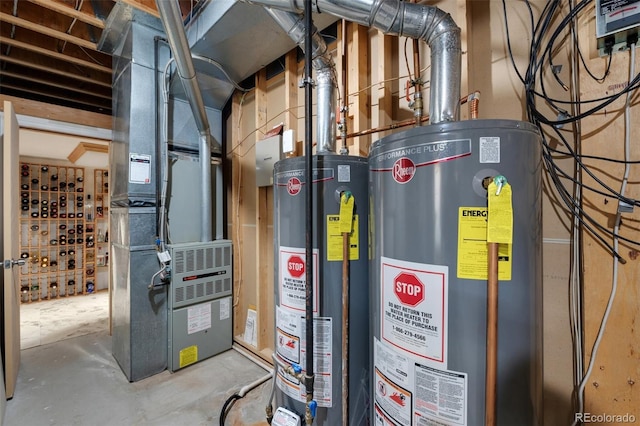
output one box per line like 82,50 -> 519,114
460,91 -> 481,119
341,230 -> 350,426
336,91 -> 479,142
486,242 -> 499,426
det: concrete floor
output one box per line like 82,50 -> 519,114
5,330 -> 273,426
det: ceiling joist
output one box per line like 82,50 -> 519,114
0,11 -> 97,51
2,82 -> 110,110
25,0 -> 105,29
0,36 -> 110,73
0,54 -> 112,88
1,70 -> 111,101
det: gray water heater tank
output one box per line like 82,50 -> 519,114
273,154 -> 370,425
369,119 -> 542,425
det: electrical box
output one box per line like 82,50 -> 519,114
167,240 -> 233,372
596,0 -> 640,54
256,134 -> 283,187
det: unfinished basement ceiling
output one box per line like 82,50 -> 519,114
1,0 -> 338,116
0,0 -> 204,115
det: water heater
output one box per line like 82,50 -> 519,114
369,119 -> 542,425
273,154 -> 370,425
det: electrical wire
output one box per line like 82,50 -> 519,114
572,42 -> 636,425
501,0 -> 640,264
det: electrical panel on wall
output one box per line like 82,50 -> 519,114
596,0 -> 640,54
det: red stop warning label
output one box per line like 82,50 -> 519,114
393,272 -> 424,307
287,255 -> 305,278
382,257 -> 448,363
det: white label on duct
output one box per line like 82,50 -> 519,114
279,246 -> 319,313
381,257 -> 448,368
129,153 -> 151,184
479,137 -> 500,163
220,297 -> 230,320
338,165 -> 351,182
187,302 -> 211,335
414,364 -> 467,425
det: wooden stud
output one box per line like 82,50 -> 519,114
377,30 -> 396,138
347,23 -> 371,157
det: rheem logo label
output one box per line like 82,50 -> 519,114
287,177 -> 302,195
392,158 -> 416,184
394,272 -> 424,306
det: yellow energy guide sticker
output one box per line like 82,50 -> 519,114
179,345 -> 198,368
457,207 -> 512,280
327,214 -> 359,261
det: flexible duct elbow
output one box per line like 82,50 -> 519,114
242,0 -> 461,124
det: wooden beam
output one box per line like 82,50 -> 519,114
118,0 -> 159,17
0,36 -> 111,73
347,23 -> 371,156
0,94 -> 112,129
376,30 -> 395,138
1,82 -> 110,110
0,12 -> 97,50
0,53 -> 111,88
25,0 -> 105,29
0,70 -> 110,100
67,142 -> 109,163
284,50 -> 298,134
255,68 -> 272,351
229,91 -> 245,341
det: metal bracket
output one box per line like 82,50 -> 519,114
299,77 -> 316,88
3,259 -> 26,269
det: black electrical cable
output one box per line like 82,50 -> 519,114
501,0 -> 640,260
303,0 -> 315,416
578,43 -> 612,83
219,393 -> 242,426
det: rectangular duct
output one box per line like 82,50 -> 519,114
104,7 -> 169,382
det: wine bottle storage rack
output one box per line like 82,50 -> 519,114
18,162 -> 106,302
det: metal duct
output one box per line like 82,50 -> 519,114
242,0 -> 461,124
265,8 -> 336,153
156,0 -> 213,242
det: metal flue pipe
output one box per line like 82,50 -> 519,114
265,8 -> 337,153
156,0 -> 213,242
242,0 -> 461,124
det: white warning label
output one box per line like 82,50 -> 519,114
276,306 -> 301,364
300,317 -> 333,407
279,246 -> 319,313
275,316 -> 333,408
479,137 -> 500,163
381,257 -> 448,366
375,368 -> 413,425
414,364 -> 467,425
